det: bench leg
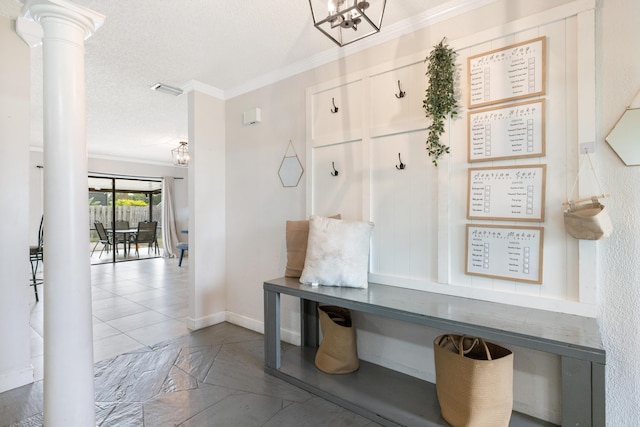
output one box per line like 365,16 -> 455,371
562,356 -> 603,426
301,299 -> 319,347
264,289 -> 281,369
178,249 -> 185,266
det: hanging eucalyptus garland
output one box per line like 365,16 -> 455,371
423,38 -> 459,166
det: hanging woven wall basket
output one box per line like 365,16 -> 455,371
563,152 -> 612,240
563,197 -> 612,240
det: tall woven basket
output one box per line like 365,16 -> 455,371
434,335 -> 513,427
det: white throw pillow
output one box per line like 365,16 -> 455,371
300,215 -> 374,288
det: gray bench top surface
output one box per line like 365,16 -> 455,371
264,277 -> 605,362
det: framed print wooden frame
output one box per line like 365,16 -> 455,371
468,36 -> 546,109
468,99 -> 545,162
467,164 -> 546,221
465,224 -> 544,284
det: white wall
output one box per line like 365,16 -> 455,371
226,0 -> 577,337
225,0 -> 639,424
599,0 -> 640,421
0,16 -> 33,393
226,73 -> 312,336
187,90 -> 227,330
29,151 -> 189,239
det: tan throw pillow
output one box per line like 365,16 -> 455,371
285,214 -> 340,278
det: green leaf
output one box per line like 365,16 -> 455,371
423,38 -> 459,166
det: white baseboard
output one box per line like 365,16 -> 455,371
224,311 -> 264,335
279,327 -> 301,346
0,365 -> 34,394
196,311 -> 301,346
186,311 -> 226,331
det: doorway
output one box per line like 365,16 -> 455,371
88,176 -> 163,264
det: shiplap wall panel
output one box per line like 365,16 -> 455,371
311,81 -> 362,146
306,3 -> 595,316
310,141 -> 363,220
370,62 -> 425,137
562,14 -> 581,303
530,19 -> 572,301
370,131 -> 436,282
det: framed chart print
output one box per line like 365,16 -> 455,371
468,37 -> 546,109
465,224 -> 544,284
468,99 -> 545,162
467,164 -> 546,221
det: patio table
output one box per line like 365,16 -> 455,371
110,228 -> 137,256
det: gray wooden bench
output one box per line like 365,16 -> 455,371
263,277 -> 605,427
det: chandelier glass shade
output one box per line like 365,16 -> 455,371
171,141 -> 190,167
309,0 -> 386,47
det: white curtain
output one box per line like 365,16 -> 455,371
162,177 -> 180,258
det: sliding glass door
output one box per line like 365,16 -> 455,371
89,176 -> 163,264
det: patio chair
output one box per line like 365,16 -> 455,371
131,221 -> 159,257
114,220 -> 129,230
113,220 -> 130,253
29,215 -> 44,302
93,222 -> 114,258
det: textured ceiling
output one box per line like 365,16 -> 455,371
1,0 -> 485,164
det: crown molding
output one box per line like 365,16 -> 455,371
181,80 -> 225,100
87,152 -> 176,167
225,0 -> 497,99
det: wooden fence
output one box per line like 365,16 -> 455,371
89,205 -> 162,230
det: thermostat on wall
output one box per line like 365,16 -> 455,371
243,107 -> 262,125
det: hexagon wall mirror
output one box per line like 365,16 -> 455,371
278,140 -> 304,187
606,107 -> 640,166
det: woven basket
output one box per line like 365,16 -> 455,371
563,198 -> 612,240
315,306 -> 359,374
434,335 -> 513,427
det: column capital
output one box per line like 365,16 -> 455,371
16,0 -> 104,47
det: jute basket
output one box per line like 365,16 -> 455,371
315,306 -> 359,374
434,335 -> 513,427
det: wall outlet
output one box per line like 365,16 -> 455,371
580,141 -> 595,154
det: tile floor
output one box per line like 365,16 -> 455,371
89,240 -> 163,265
29,257 -> 191,381
5,258 -> 380,426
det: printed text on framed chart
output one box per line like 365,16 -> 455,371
467,164 -> 546,222
467,36 -> 546,109
466,225 -> 544,284
468,99 -> 545,162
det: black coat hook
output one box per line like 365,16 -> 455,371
395,153 -> 406,170
331,161 -> 339,176
330,97 -> 339,113
395,80 -> 406,98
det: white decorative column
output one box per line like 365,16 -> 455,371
17,1 -> 104,426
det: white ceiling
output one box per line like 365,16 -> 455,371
1,0 -> 489,165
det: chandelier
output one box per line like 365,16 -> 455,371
171,141 -> 190,167
309,0 -> 386,47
